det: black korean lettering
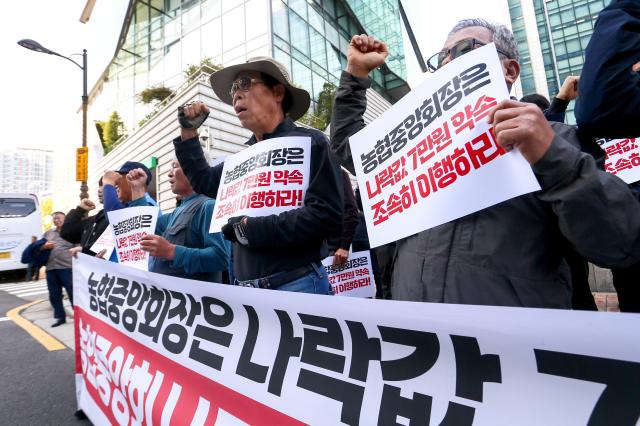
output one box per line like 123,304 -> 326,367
137,287 -> 171,342
140,214 -> 153,228
297,369 -> 365,426
162,323 -> 189,354
378,326 -> 440,381
377,384 -> 431,426
346,320 -> 381,382
300,314 -> 345,374
107,277 -> 129,324
188,297 -> 234,371
285,147 -> 304,165
87,272 -> 99,296
450,335 -> 501,402
236,305 -> 268,384
268,310 -> 302,396
439,402 -> 475,426
535,349 -> 640,426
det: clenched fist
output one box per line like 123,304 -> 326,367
347,34 -> 389,78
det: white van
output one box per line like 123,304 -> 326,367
0,193 -> 42,273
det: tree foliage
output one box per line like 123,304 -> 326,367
138,86 -> 174,104
299,82 -> 336,131
40,197 -> 53,231
184,58 -> 223,84
97,111 -> 126,155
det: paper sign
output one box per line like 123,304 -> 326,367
73,254 -> 640,426
88,224 -> 115,260
322,250 -> 376,297
349,43 -> 541,247
210,137 -> 311,232
106,206 -> 158,270
598,138 -> 640,184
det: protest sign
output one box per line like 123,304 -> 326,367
210,137 -> 311,232
322,251 -> 376,297
74,254 -> 640,426
89,224 -> 115,260
598,138 -> 640,184
106,206 -> 158,270
349,43 -> 541,247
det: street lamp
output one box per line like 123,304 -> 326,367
18,38 -> 89,200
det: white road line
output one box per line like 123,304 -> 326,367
0,282 -> 46,291
0,317 -> 10,322
11,289 -> 50,297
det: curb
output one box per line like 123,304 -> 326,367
7,300 -> 66,351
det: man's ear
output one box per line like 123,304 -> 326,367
272,83 -> 286,103
503,59 -> 520,88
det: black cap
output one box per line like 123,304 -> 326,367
116,161 -> 153,186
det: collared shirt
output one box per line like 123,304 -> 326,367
129,193 -> 229,275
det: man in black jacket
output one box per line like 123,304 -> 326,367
174,57 -> 342,294
61,177 -> 109,257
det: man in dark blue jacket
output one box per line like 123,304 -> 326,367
575,0 -> 640,137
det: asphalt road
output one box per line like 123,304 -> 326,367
0,289 -> 89,425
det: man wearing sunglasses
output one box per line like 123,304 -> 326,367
173,57 -> 342,294
330,19 -> 640,308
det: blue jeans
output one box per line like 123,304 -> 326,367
236,263 -> 331,295
46,268 -> 73,319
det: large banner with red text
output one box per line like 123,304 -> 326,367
73,254 -> 640,425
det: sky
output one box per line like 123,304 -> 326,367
0,0 -> 510,154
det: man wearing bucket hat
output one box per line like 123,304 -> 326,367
173,57 -> 342,294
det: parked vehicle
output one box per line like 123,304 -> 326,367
0,193 -> 42,273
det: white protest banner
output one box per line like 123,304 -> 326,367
322,250 -> 376,297
74,254 -> 640,426
89,224 -> 115,260
349,44 -> 541,247
598,138 -> 640,184
210,137 -> 311,232
106,206 -> 158,270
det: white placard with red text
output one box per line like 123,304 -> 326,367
322,250 -> 376,297
598,138 -> 640,184
73,254 -> 640,426
349,43 -> 541,247
106,206 -> 157,270
210,137 -> 311,232
89,224 -> 115,260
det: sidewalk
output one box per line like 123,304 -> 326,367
15,291 -> 620,352
20,298 -> 75,350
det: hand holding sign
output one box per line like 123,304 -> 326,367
140,234 -> 176,260
488,99 -> 555,165
347,34 -> 388,78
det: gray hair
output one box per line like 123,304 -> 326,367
448,18 -> 520,62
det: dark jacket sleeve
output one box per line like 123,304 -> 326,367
60,207 -> 86,244
244,133 -> 343,248
575,0 -> 640,137
544,97 -> 569,123
173,136 -> 224,198
339,170 -> 358,250
533,122 -> 640,268
330,71 -> 372,175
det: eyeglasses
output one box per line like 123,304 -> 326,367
427,38 -> 511,73
229,76 -> 265,97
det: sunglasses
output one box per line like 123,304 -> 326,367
427,38 -> 511,73
229,76 -> 265,97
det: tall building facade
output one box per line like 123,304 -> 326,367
508,0 -> 608,123
89,0 -> 407,211
88,0 -> 408,133
0,148 -> 54,194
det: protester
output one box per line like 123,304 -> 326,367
42,211 -> 75,327
327,170 -> 358,266
330,21 -> 640,308
102,161 -> 157,212
575,0 -> 640,137
521,75 -> 579,123
519,93 -> 550,112
61,177 -> 109,257
174,57 -> 342,293
126,161 -> 230,282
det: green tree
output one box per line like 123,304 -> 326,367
184,58 -> 223,84
138,86 -> 174,104
299,82 -> 336,131
100,111 -> 126,155
40,197 -> 53,232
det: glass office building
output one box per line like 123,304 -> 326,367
89,0 -> 409,133
508,0 -> 608,123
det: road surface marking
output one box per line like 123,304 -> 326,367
6,300 -> 66,351
0,317 -> 10,322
